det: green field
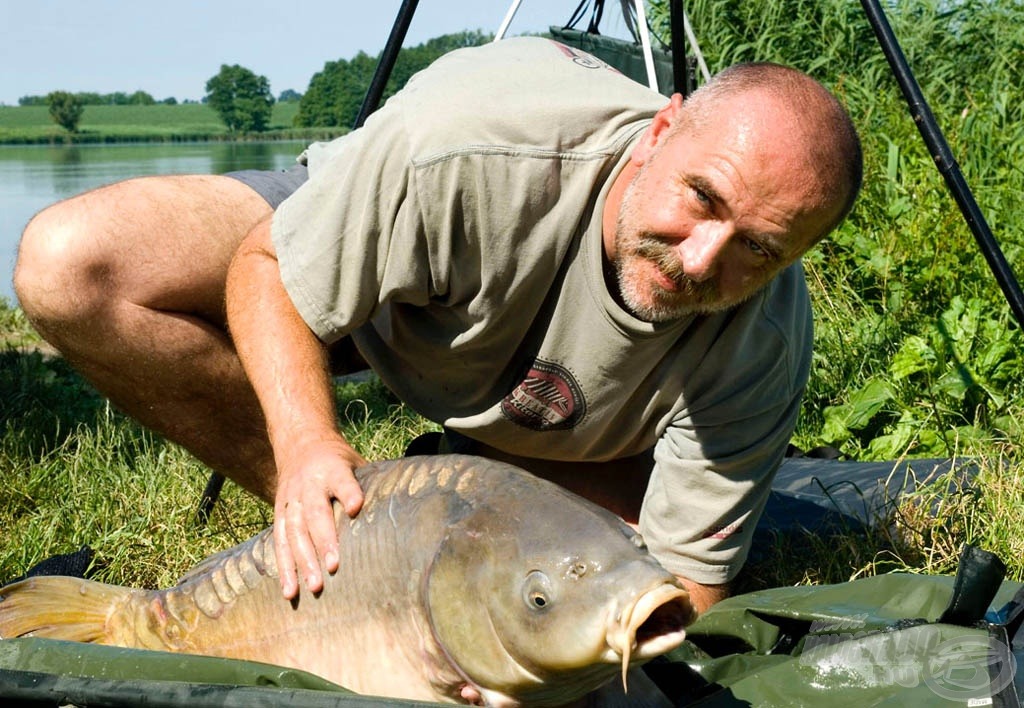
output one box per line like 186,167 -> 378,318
0,101 -> 342,144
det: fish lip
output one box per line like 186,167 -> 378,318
632,584 -> 695,653
606,581 -> 695,687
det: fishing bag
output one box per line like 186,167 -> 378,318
547,0 -> 678,96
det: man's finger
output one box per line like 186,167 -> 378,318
273,515 -> 300,600
336,476 -> 365,518
309,498 -> 341,575
286,502 -> 324,594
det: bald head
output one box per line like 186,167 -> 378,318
671,62 -> 863,239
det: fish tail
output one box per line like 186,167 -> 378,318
0,576 -> 131,643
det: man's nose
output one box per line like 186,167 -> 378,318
677,222 -> 732,282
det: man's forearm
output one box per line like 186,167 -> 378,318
225,217 -> 339,461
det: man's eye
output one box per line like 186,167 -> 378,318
746,239 -> 767,256
693,187 -> 711,205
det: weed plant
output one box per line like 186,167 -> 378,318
2,0 -> 1023,591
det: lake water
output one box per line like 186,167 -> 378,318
0,141 -> 310,305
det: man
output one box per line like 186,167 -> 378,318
14,38 -> 861,613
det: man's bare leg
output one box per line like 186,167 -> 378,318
14,175 -> 280,501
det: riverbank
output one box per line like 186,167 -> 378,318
0,103 -> 346,144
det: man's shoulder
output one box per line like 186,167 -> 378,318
691,262 -> 812,380
765,260 -> 811,340
740,260 -> 814,381
393,37 -> 665,158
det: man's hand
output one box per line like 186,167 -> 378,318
273,436 -> 367,599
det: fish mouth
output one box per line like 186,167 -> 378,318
607,582 -> 696,689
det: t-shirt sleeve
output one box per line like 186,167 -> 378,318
638,387 -> 803,585
270,113 -> 430,344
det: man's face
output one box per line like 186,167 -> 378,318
608,94 -> 841,322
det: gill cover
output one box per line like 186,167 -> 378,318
423,505 -> 646,707
425,510 -> 536,698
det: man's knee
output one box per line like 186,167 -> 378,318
13,197 -> 104,327
15,174 -> 261,328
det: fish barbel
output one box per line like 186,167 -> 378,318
0,454 -> 694,706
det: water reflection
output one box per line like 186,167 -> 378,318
54,145 -> 83,166
0,140 -> 310,303
210,141 -> 290,174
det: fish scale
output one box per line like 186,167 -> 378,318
139,459 -> 455,693
0,455 -> 695,706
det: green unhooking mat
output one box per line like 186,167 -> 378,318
654,547 -> 1024,706
2,546 -> 1021,706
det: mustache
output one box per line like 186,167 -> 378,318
633,237 -> 719,303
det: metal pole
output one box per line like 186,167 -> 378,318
682,8 -> 710,84
634,0 -> 658,92
354,0 -> 421,129
860,0 -> 1024,330
495,0 -> 524,41
195,472 -> 225,525
669,1 -> 689,96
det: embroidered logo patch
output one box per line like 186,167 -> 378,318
702,523 -> 744,540
501,359 -> 585,431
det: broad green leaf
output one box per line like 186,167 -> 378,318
820,404 -> 853,445
890,335 -> 935,380
846,379 -> 896,429
932,368 -> 971,400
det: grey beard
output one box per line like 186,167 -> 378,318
617,238 -> 724,321
614,236 -> 772,321
634,239 -> 719,303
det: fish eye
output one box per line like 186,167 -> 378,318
522,570 -> 553,612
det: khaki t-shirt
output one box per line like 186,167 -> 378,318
273,37 -> 813,584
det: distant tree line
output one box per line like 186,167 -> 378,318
20,89 -> 302,108
204,64 -> 276,133
295,31 -> 491,128
19,90 -> 178,106
28,30 -> 487,136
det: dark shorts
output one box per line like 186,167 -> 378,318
224,164 -> 309,209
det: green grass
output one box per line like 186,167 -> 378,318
0,102 -> 343,144
734,443 -> 1024,594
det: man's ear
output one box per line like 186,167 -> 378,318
631,93 -> 685,166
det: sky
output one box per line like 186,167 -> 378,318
1,0 -> 642,106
